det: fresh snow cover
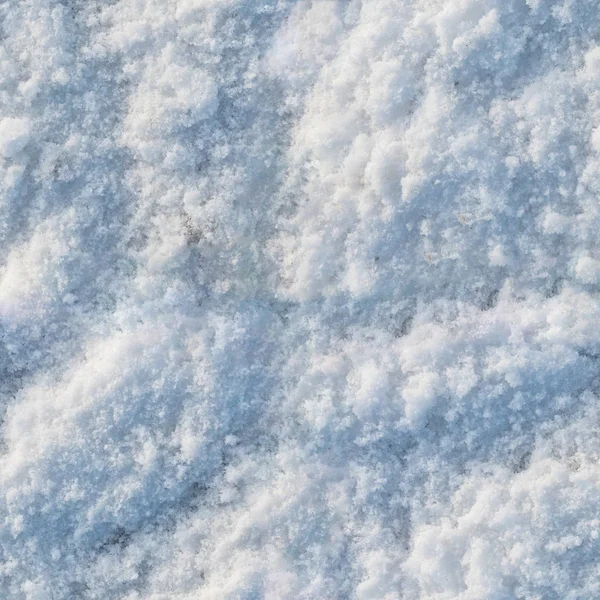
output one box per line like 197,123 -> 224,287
2,0 -> 600,598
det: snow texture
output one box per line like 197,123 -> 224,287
2,0 -> 600,598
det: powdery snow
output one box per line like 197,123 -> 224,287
1,0 -> 600,599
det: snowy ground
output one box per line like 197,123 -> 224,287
2,0 -> 600,598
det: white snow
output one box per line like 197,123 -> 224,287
0,117 -> 31,159
1,0 -> 600,598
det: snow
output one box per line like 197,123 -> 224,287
2,0 -> 600,598
0,118 -> 31,159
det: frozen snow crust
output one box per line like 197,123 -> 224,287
2,0 -> 600,598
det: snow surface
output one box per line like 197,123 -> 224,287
2,0 -> 600,598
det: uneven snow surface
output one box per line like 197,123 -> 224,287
3,0 -> 600,598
